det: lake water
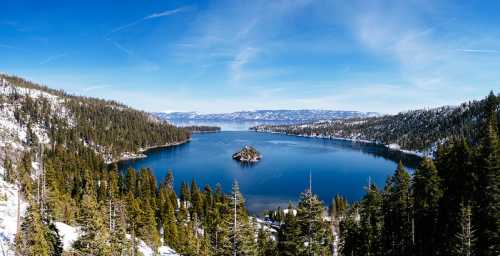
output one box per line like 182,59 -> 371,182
118,131 -> 420,214
168,119 -> 301,131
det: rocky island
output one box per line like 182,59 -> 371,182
232,145 -> 262,162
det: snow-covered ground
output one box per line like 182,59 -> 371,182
0,167 -> 27,256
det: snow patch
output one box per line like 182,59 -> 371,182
54,222 -> 79,251
0,172 -> 27,256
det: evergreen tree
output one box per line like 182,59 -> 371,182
278,205 -> 301,256
181,181 -> 191,203
257,226 -> 277,256
475,91 -> 500,255
435,138 -> 476,255
358,183 -> 383,256
191,179 -> 204,220
73,170 -> 111,255
126,192 -> 142,256
339,204 -> 363,256
162,194 -> 179,250
413,158 -> 442,256
15,202 -> 50,256
3,155 -> 13,183
329,194 -> 348,220
296,181 -> 332,255
226,181 -> 257,256
382,162 -> 413,256
453,202 -> 476,256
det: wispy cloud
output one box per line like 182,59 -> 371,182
107,7 -> 189,35
455,49 -> 500,54
82,84 -> 112,93
40,53 -> 67,65
144,8 -> 188,19
108,39 -> 133,55
230,47 -> 259,82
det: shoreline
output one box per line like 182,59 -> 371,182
250,129 -> 431,158
107,138 -> 191,164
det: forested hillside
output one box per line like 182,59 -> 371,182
252,93 -> 500,155
0,74 -> 190,163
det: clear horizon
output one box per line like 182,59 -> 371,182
1,1 -> 499,114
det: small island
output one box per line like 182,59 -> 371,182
232,145 -> 262,162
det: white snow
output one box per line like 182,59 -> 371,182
0,169 -> 27,256
54,222 -> 79,251
136,238 -> 179,256
51,224 -> 179,255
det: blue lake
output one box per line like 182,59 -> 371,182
118,131 -> 420,214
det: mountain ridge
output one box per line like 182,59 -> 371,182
154,109 -> 380,122
251,93 -> 500,156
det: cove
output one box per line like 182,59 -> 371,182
118,131 -> 420,214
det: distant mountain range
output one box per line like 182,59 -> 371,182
153,110 -> 380,122
251,93 -> 500,156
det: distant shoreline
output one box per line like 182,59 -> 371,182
108,138 -> 191,164
249,129 -> 429,158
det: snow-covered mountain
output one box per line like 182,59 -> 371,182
154,110 -> 380,122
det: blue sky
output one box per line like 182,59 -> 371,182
1,0 -> 499,114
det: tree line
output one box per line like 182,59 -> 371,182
336,92 -> 500,256
252,93 -> 500,152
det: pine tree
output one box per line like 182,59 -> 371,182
181,181 -> 191,203
435,138 -> 476,255
257,226 -> 277,256
191,179 -> 204,220
226,180 -> 257,256
111,201 -> 130,256
3,155 -> 13,183
278,205 -> 301,256
413,158 -> 442,256
329,194 -> 348,220
126,192 -> 142,256
15,202 -> 50,256
162,194 -> 179,249
359,183 -> 383,255
73,170 -> 111,255
338,204 -> 363,256
475,91 -> 500,255
453,202 -> 476,256
296,177 -> 332,256
382,162 -> 412,256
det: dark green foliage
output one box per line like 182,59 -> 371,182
15,202 -> 51,256
253,93 -> 500,152
475,92 -> 500,255
296,186 -> 333,255
257,227 -> 277,256
330,194 -> 348,219
382,162 -> 413,256
337,93 -> 500,256
413,158 -> 442,256
278,205 -> 302,255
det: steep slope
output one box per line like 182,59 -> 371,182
252,94 -> 500,156
0,74 -> 186,255
0,74 -> 190,163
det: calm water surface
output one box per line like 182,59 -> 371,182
118,131 -> 420,214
